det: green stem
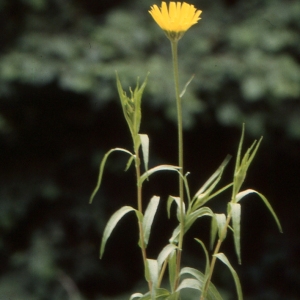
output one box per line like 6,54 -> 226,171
201,182 -> 239,299
200,213 -> 232,300
171,39 -> 185,293
135,152 -> 152,292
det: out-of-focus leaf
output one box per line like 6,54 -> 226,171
180,74 -> 195,98
130,293 -> 143,300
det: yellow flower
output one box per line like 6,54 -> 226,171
149,2 -> 202,41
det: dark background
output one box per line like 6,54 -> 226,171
0,0 -> 299,299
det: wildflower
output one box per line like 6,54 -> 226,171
149,2 -> 202,41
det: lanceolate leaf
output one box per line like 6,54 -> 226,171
125,154 -> 136,171
191,155 -> 231,210
176,278 -> 201,292
230,203 -> 242,264
138,165 -> 180,187
214,253 -> 243,300
235,124 -> 245,176
100,206 -> 142,258
168,250 -> 177,293
145,259 -> 159,299
139,134 -> 149,172
215,214 -> 227,241
185,207 -> 214,233
157,244 -> 177,271
143,196 -> 160,246
179,267 -> 223,300
210,216 -> 218,250
167,196 -> 185,221
89,148 -> 134,204
233,125 -> 263,198
236,189 -> 282,233
169,207 -> 213,243
194,238 -> 210,276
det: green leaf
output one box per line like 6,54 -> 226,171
176,278 -> 201,292
116,72 -> 148,144
229,203 -> 242,264
214,253 -> 243,300
236,189 -> 282,233
139,133 -> 149,172
138,165 -> 180,187
89,147 -> 133,204
169,207 -> 213,244
116,72 -> 134,136
125,154 -> 135,171
180,74 -> 195,98
182,172 -> 192,204
146,259 -> 159,299
167,196 -> 185,221
157,244 -> 177,272
215,213 -> 227,241
235,124 -> 245,176
179,267 -> 223,300
130,293 -> 143,300
168,250 -> 177,293
191,155 -> 231,211
194,238 -> 210,276
185,207 -> 214,233
193,155 -> 231,199
135,289 -> 170,300
233,125 -> 263,198
143,196 -> 160,246
210,215 -> 218,250
100,206 -> 141,258
155,288 -> 170,299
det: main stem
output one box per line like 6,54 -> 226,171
171,40 -> 185,292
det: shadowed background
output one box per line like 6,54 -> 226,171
0,0 -> 299,299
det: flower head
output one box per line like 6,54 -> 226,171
149,2 -> 202,41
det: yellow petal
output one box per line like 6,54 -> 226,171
149,2 -> 202,40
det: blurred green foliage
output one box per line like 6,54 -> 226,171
1,0 -> 299,135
